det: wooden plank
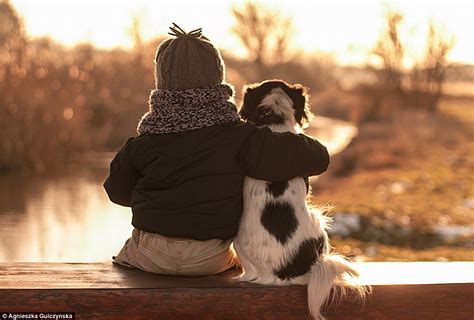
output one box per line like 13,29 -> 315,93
328,283 -> 474,320
2,287 -> 310,320
1,262 -> 473,289
0,284 -> 473,319
0,262 -> 473,319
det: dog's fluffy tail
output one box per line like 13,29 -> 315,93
307,254 -> 369,320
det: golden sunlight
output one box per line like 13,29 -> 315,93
12,0 -> 474,65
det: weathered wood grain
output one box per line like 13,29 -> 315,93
0,262 -> 473,319
2,262 -> 473,288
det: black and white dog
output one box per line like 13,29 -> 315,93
234,80 -> 366,320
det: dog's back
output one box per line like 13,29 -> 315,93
236,175 -> 328,284
235,80 -> 367,319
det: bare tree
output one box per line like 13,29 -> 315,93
413,21 -> 454,112
372,8 -> 405,94
127,13 -> 147,86
128,13 -> 143,52
231,2 -> 293,70
373,6 -> 455,113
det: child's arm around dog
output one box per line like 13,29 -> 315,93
240,123 -> 329,181
104,121 -> 329,207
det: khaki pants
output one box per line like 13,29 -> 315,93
113,228 -> 237,276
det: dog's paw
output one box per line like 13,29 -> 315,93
237,272 -> 258,282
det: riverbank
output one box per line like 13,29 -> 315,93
312,96 -> 474,261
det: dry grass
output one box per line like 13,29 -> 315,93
330,237 -> 474,262
443,81 -> 474,98
312,96 -> 474,261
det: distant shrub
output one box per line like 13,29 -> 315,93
0,1 -> 164,172
371,6 -> 455,116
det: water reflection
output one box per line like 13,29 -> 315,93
0,167 -> 132,262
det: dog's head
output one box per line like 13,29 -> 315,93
239,80 -> 311,127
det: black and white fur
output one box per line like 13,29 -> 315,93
235,80 -> 367,320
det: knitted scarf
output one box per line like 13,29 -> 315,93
137,84 -> 240,135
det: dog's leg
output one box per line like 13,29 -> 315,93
233,241 -> 260,281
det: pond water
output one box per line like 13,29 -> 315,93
0,167 -> 132,262
0,117 -> 357,262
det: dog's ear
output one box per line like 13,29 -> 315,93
239,85 -> 258,121
286,84 -> 311,126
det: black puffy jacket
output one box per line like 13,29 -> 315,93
104,121 -> 329,240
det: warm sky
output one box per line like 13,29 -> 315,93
11,0 -> 474,65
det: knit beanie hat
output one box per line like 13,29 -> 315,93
154,23 -> 225,90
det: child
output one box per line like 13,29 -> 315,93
104,24 -> 330,276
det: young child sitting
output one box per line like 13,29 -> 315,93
104,24 -> 330,276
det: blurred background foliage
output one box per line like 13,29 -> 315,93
0,0 -> 470,172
